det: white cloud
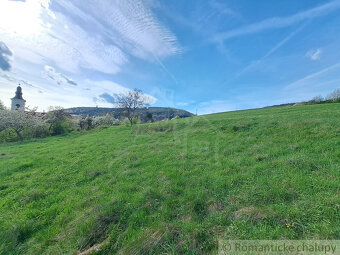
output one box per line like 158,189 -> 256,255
211,1 -> 340,42
198,100 -> 236,115
82,80 -> 157,106
177,102 -> 189,107
0,0 -> 177,109
0,0 -> 49,36
176,100 -> 195,107
0,75 -> 157,111
0,1 -> 128,76
306,49 -> 322,61
56,0 -> 180,63
0,0 -> 180,75
43,65 -> 77,86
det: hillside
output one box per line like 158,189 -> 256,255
0,104 -> 339,254
64,107 -> 194,121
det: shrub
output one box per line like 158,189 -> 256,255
121,118 -> 132,127
32,124 -> 50,138
22,123 -> 50,139
79,116 -> 94,130
94,115 -> 119,127
49,119 -> 72,135
44,106 -> 73,135
0,129 -> 19,143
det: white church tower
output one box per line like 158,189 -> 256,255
11,85 -> 26,111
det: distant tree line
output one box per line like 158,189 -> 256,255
0,89 -> 153,143
265,88 -> 340,108
298,88 -> 340,105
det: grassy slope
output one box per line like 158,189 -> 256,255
0,104 -> 339,254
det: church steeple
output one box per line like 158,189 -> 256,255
13,85 -> 24,100
11,85 -> 26,111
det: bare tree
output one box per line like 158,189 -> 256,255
0,109 -> 40,141
327,88 -> 340,102
310,95 -> 324,104
117,89 -> 149,126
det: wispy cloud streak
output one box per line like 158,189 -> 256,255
211,0 -> 340,42
285,62 -> 340,90
306,49 -> 322,61
237,21 -> 309,77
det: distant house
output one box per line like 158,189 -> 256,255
11,85 -> 26,111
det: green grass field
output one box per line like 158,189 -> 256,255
1,104 -> 339,254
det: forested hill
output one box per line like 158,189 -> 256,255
64,106 -> 194,121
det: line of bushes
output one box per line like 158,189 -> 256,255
0,106 -> 122,143
296,88 -> 340,105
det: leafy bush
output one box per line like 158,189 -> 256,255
45,106 -> 73,135
121,118 -> 132,127
32,124 -> 50,138
94,115 -> 119,127
50,119 -> 73,135
22,123 -> 50,139
0,129 -> 19,143
79,116 -> 94,130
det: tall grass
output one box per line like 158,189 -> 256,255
0,103 -> 339,254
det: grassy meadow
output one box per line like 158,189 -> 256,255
0,103 -> 339,254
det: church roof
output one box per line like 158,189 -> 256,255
12,86 -> 25,100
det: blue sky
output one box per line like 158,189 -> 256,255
0,0 -> 340,114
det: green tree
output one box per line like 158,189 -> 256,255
45,106 -> 72,135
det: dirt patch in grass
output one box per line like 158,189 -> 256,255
207,199 -> 225,214
234,206 -> 273,220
